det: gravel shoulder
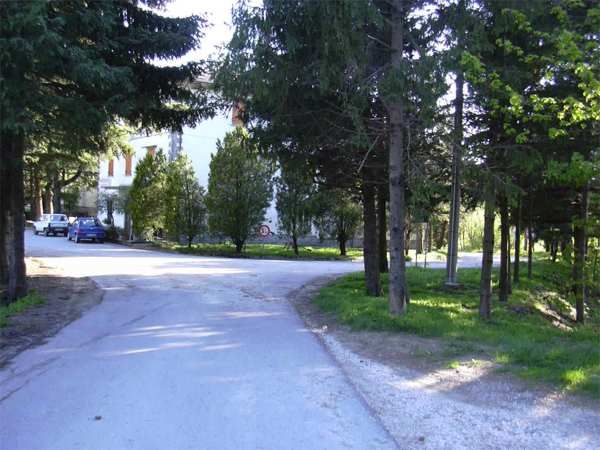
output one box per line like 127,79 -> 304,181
290,276 -> 600,450
0,258 -> 103,368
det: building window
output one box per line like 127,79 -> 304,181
146,146 -> 156,157
125,155 -> 132,176
108,159 -> 114,177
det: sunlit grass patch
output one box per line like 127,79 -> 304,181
315,262 -> 600,397
155,241 -> 362,261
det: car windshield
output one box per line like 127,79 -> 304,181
79,219 -> 100,227
51,215 -> 66,221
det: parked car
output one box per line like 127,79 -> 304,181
33,213 -> 69,236
68,217 -> 107,243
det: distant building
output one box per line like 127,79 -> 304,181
97,107 -> 279,238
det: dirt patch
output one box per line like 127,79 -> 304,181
0,258 -> 103,368
290,276 -> 600,450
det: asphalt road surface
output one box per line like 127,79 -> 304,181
1,232 -> 397,450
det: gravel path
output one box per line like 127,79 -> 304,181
323,334 -> 599,450
292,279 -> 600,450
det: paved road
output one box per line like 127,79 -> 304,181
1,232 -> 397,450
1,233 -> 493,449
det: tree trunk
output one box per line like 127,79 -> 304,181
573,184 -> 588,323
388,0 -> 409,315
436,220 -> 447,250
32,170 -> 44,220
1,130 -> 27,304
527,191 -> 533,279
445,70 -> 464,286
0,138 -> 7,292
292,235 -> 299,256
513,194 -> 521,284
377,186 -> 388,273
498,194 -> 509,303
362,172 -> 381,296
52,172 -> 62,213
339,237 -> 347,256
234,240 -> 244,254
479,178 -> 495,320
507,219 -> 512,294
45,189 -> 54,214
53,167 -> 82,214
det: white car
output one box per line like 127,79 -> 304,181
33,213 -> 69,236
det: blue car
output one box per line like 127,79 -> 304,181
68,217 -> 107,243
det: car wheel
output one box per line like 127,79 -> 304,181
34,229 -> 38,235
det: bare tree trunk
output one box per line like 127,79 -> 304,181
362,172 -> 381,296
446,70 -> 464,286
377,186 -> 388,273
45,189 -> 54,214
0,137 -> 7,292
573,184 -> 588,323
234,240 -> 244,254
436,220 -> 447,250
52,168 -> 82,214
52,172 -> 62,213
479,178 -> 495,320
1,130 -> 27,304
527,191 -> 533,279
404,219 -> 411,257
292,235 -> 299,256
498,194 -> 510,303
388,0 -> 409,315
513,193 -> 521,284
32,170 -> 44,220
507,219 -> 512,294
339,237 -> 347,256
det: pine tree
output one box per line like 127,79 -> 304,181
128,150 -> 168,241
205,128 -> 274,253
164,155 -> 206,248
0,1 -> 209,303
275,164 -> 315,256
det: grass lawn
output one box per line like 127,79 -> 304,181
154,241 -> 363,260
0,291 -> 45,327
315,259 -> 600,397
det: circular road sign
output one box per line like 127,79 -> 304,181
258,224 -> 271,237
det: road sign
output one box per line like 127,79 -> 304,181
259,224 -> 270,237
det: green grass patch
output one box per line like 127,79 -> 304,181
154,241 -> 362,261
0,291 -> 45,327
446,360 -> 461,369
315,261 -> 600,397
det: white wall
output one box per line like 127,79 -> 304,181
98,111 -> 279,234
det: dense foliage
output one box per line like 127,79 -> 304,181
217,0 -> 600,324
127,151 -> 168,240
0,0 -> 210,303
206,127 -> 274,253
275,164 -> 316,255
164,155 -> 207,247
